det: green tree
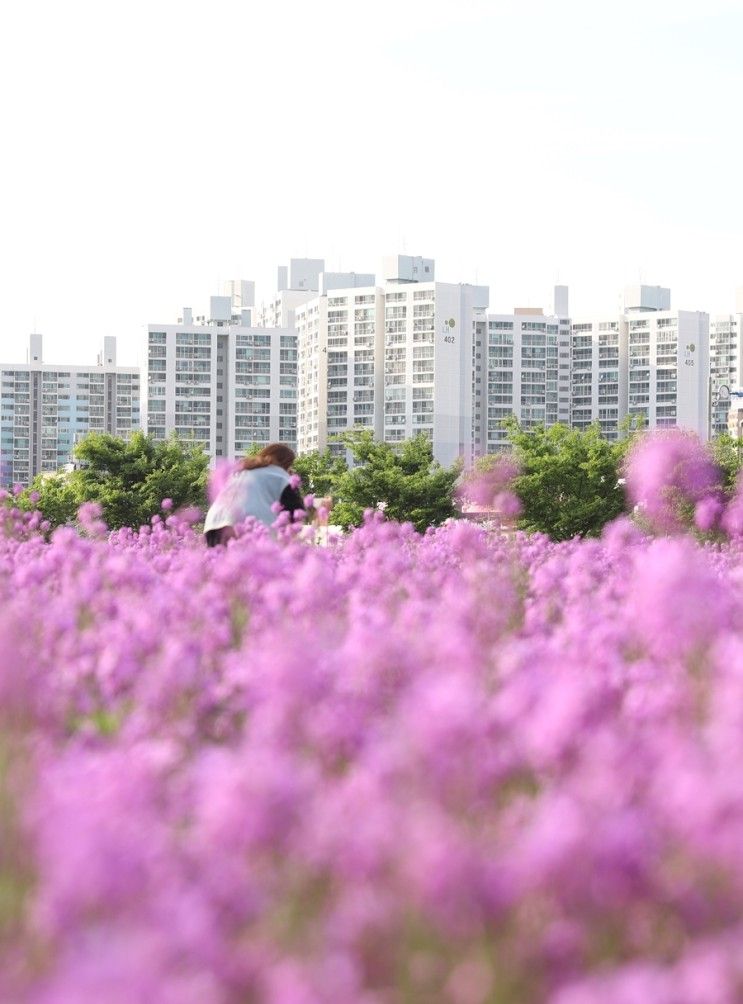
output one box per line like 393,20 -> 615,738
710,432 -> 742,493
22,472 -> 79,528
329,429 -> 459,532
504,420 -> 629,540
23,431 -> 209,530
293,448 -> 348,499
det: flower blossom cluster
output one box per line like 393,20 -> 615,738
456,455 -> 522,519
2,433 -> 743,1001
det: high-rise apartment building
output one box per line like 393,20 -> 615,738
711,315 -> 743,436
296,284 -> 385,454
570,317 -> 627,439
474,289 -> 572,453
627,308 -> 708,435
569,286 -> 709,440
0,335 -> 140,487
710,289 -> 743,436
295,256 -> 489,466
382,266 -> 489,466
297,283 -> 389,455
147,295 -> 297,456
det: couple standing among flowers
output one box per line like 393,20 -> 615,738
204,442 -> 311,547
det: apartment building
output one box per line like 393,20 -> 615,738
296,284 -> 385,454
147,295 -> 297,457
382,262 -> 489,466
710,289 -> 743,436
474,287 -> 571,453
0,335 -> 140,487
568,286 -> 709,440
570,317 -> 627,439
296,256 -> 489,466
627,309 -> 708,436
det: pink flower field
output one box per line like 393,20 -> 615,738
2,432 -> 743,1003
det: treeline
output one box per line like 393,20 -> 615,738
15,429 -> 459,535
15,423 -> 743,540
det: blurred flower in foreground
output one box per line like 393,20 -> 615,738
624,429 -> 721,533
457,455 -> 522,520
76,501 -> 107,538
3,451 -> 743,1000
207,459 -> 240,504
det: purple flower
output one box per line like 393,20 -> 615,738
76,501 -> 107,538
695,495 -> 724,532
207,459 -> 239,504
3,479 -> 743,1001
457,455 -> 520,510
625,430 -> 721,533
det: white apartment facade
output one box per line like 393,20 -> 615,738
383,272 -> 489,466
296,285 -> 384,455
626,308 -> 708,435
710,290 -> 743,436
568,287 -> 709,440
0,335 -> 140,487
570,317 -> 627,439
474,289 -> 572,453
295,256 -> 489,466
147,295 -> 297,457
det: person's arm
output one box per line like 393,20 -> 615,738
279,484 -> 305,519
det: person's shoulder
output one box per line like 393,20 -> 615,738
265,464 -> 291,482
248,464 -> 290,484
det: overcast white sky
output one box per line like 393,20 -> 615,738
1,0 -> 742,367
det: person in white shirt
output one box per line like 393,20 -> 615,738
204,443 -> 305,547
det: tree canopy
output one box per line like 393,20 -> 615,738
710,432 -> 743,493
327,429 -> 459,532
501,419 -> 632,540
24,431 -> 209,530
20,419 -> 705,541
292,448 -> 348,499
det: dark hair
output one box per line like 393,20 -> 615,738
241,443 -> 296,472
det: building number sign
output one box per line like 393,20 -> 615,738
443,318 -> 456,344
